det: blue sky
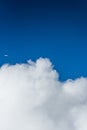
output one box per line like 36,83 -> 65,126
0,0 -> 87,80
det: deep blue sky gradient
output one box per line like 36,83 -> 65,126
0,0 -> 87,80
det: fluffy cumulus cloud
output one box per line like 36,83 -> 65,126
0,58 -> 87,130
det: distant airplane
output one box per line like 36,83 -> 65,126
4,54 -> 8,57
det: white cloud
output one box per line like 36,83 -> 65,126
0,57 -> 87,130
